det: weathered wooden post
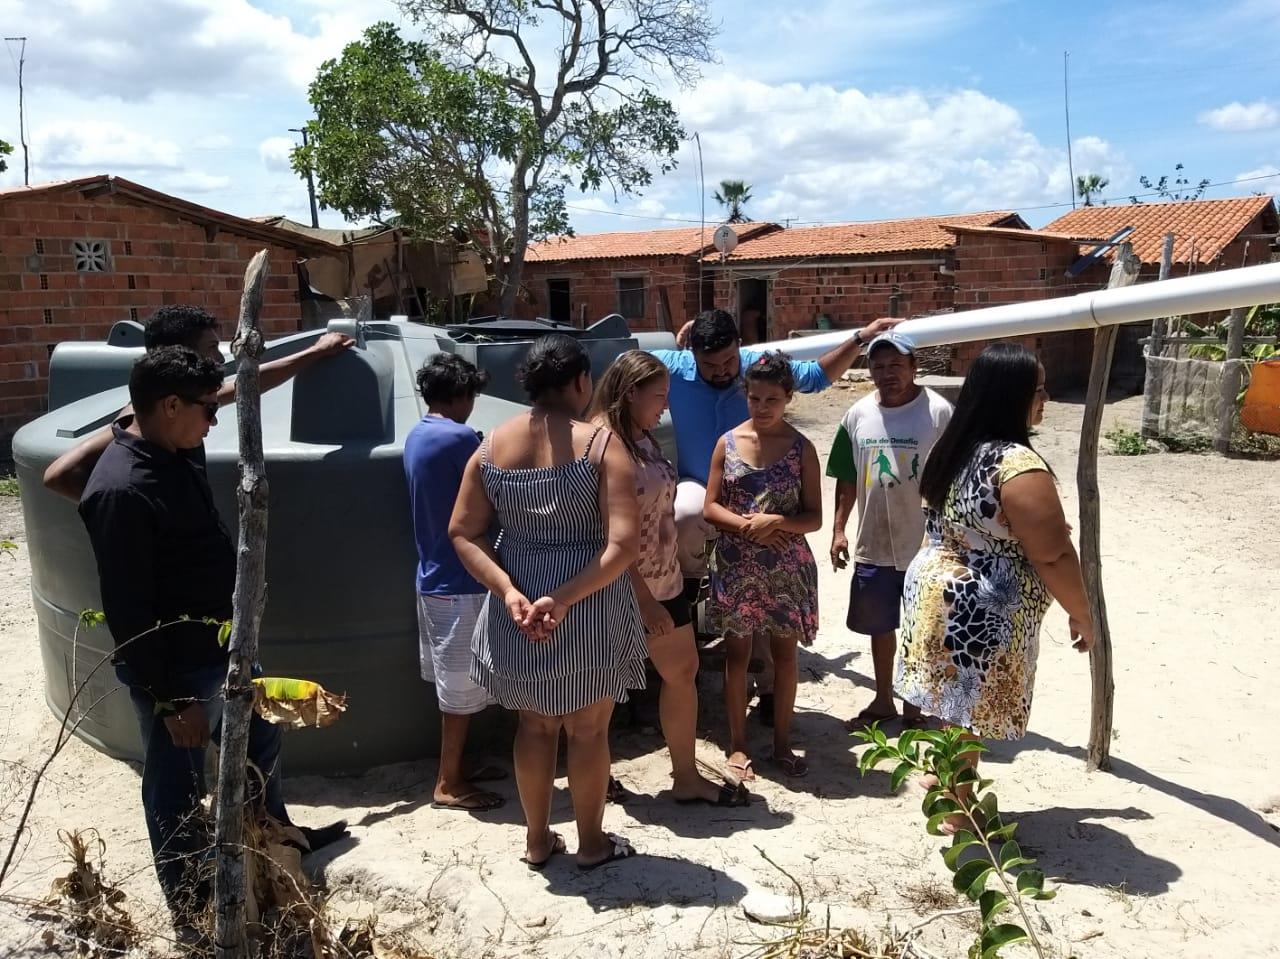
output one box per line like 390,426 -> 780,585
213,250 -> 271,958
1214,306 -> 1248,455
1141,233 -> 1176,438
1079,244 -> 1140,773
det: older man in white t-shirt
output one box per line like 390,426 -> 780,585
827,332 -> 952,730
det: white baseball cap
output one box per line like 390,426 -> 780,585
866,331 -> 917,355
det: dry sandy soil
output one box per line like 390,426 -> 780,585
1,387 -> 1278,958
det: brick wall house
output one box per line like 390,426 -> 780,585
704,212 -> 1028,341
519,223 -> 780,331
0,175 -> 345,439
945,225 -> 1107,390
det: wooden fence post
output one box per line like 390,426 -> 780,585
1214,306 -> 1248,455
213,250 -> 271,958
1141,233 -> 1176,438
1080,244 -> 1140,773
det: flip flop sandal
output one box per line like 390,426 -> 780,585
844,707 -> 898,732
521,831 -> 566,871
578,834 -> 637,872
726,758 -> 755,783
771,755 -> 809,778
430,790 -> 505,812
675,781 -> 751,807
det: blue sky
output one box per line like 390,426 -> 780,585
0,0 -> 1276,233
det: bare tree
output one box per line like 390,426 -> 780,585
399,0 -> 717,314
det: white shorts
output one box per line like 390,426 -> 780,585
417,593 -> 493,716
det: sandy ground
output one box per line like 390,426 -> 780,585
1,387 -> 1279,958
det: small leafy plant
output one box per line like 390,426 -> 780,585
855,725 -> 1055,959
1104,426 -> 1151,456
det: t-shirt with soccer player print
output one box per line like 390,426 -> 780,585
826,387 -> 952,571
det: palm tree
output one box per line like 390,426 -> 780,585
713,180 -> 753,222
1075,173 -> 1110,207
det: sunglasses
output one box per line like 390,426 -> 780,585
180,396 -> 220,421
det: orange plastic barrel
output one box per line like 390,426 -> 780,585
1240,358 -> 1280,435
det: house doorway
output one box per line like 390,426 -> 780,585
736,277 -> 769,344
547,278 -> 571,325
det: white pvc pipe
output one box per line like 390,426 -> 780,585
759,260 -> 1280,361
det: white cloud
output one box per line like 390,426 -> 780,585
259,136 -> 298,173
657,73 -> 1129,226
1198,100 -> 1279,133
34,121 -> 183,172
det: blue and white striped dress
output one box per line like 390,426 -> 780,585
470,429 -> 648,715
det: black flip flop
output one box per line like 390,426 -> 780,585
521,831 -> 566,871
430,789 -> 505,812
578,834 -> 637,872
844,707 -> 898,732
606,776 -> 633,804
675,782 -> 750,807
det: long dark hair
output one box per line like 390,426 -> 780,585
919,343 -> 1043,509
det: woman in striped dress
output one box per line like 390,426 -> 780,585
450,334 -> 647,871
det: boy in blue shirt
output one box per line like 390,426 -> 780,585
404,354 -> 504,812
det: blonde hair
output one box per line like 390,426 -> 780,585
588,350 -> 669,463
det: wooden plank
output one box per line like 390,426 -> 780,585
1081,244 -> 1140,773
213,250 -> 271,959
1214,306 -> 1248,455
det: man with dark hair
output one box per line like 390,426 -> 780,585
142,305 -> 222,354
79,347 -> 346,942
43,306 -> 354,500
655,308 -> 901,576
827,332 -> 951,730
403,354 -> 505,812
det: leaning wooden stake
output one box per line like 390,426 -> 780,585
1079,244 -> 1140,773
213,249 -> 271,958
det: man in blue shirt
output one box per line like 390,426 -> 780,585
404,354 -> 505,812
653,309 -> 901,576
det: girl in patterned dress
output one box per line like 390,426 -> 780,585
590,351 -> 748,806
704,353 -> 822,780
897,343 -> 1094,830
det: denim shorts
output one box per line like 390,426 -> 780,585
846,563 -> 907,636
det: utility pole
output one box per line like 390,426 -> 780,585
289,126 -> 319,228
1063,50 -> 1075,210
5,37 -> 29,185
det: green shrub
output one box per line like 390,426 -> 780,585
1104,426 -> 1151,456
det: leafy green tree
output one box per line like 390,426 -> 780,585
713,179 -> 753,222
1130,163 -> 1210,204
0,138 -> 12,174
302,1 -> 716,314
1074,173 -> 1108,206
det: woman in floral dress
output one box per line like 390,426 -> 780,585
704,353 -> 822,780
897,344 -> 1094,827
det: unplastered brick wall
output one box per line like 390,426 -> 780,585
710,261 -> 954,340
0,191 -> 308,436
519,254 -> 702,332
948,233 -> 1104,391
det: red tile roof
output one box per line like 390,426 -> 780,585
0,175 -> 344,256
713,212 -> 1026,263
1043,196 -> 1277,265
942,224 -> 1086,244
526,222 -> 780,262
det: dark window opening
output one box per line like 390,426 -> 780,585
34,238 -> 45,254
616,276 -> 646,320
700,272 -> 716,313
127,274 -> 137,290
123,240 -> 133,255
43,308 -> 53,324
39,274 -> 48,290
547,278 -> 571,326
129,307 -> 139,321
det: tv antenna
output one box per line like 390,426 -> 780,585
4,37 -> 29,184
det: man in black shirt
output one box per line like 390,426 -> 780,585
79,347 -> 344,933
